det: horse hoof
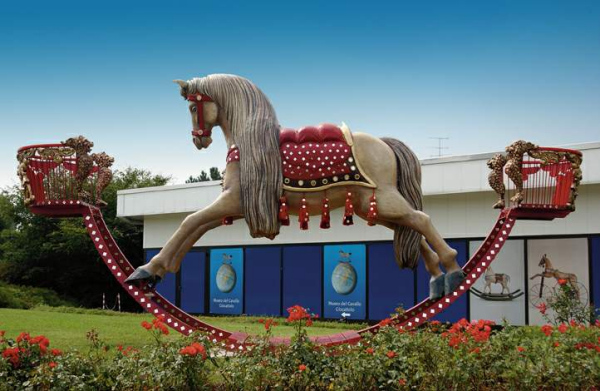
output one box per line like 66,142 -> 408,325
429,274 -> 446,300
125,267 -> 162,289
445,270 -> 465,294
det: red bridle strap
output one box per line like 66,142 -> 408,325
187,94 -> 214,138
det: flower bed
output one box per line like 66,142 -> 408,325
2,308 -> 600,390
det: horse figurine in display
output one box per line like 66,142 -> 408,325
126,74 -> 462,299
530,254 -> 580,296
482,266 -> 511,295
470,265 -> 523,301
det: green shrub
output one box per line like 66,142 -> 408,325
0,282 -> 75,309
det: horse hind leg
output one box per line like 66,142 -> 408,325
372,189 -> 459,273
420,238 -> 443,278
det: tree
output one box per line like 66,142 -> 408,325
209,167 -> 222,181
185,167 -> 222,183
0,168 -> 170,310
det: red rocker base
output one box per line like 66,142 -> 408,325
16,140 -> 582,349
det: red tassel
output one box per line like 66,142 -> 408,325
278,195 -> 290,226
367,191 -> 378,226
343,191 -> 354,226
320,195 -> 330,229
222,216 -> 233,225
299,195 -> 309,230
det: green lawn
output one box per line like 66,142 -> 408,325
0,307 -> 367,351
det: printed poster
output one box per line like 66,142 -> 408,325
324,244 -> 366,319
209,248 -> 244,315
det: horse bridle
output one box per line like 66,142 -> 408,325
187,94 -> 214,139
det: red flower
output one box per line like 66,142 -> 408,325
430,320 -> 441,326
261,319 -> 278,330
541,324 -> 553,337
398,378 -> 407,386
386,351 -> 396,358
554,341 -> 560,347
379,318 -> 392,327
48,361 -> 57,368
286,305 -> 315,327
30,335 -> 50,347
558,323 -> 568,334
141,321 -> 152,330
156,322 -> 169,335
557,278 -> 568,286
570,320 -> 579,328
152,316 -> 167,330
536,303 -> 547,315
0,330 -> 5,342
517,346 -> 525,352
365,347 -> 374,355
470,347 -> 481,354
119,346 -> 137,356
298,364 -> 307,372
2,347 -> 20,368
16,332 -> 30,343
180,346 -> 196,356
179,343 -> 207,359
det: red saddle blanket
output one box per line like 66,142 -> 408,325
227,123 -> 374,191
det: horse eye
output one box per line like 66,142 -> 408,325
191,107 -> 196,112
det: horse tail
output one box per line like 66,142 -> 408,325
506,274 -> 510,285
381,137 -> 423,270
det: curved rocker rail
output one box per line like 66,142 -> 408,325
470,288 -> 525,301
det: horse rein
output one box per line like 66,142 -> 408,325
187,94 -> 214,139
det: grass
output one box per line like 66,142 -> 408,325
0,307 -> 367,351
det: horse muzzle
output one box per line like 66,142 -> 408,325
192,132 -> 213,150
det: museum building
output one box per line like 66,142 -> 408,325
117,142 -> 600,325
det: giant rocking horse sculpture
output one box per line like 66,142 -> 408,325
17,74 -> 582,348
126,74 -> 461,299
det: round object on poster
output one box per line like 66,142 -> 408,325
331,261 -> 357,295
216,263 -> 237,293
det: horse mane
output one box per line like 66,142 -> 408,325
186,74 -> 282,238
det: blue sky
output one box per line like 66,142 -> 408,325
1,1 -> 599,187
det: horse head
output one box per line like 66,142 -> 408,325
173,79 -> 219,151
539,254 -> 548,268
485,266 -> 494,275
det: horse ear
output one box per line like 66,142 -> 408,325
173,79 -> 187,88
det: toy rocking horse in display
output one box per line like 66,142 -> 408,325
125,74 -> 462,299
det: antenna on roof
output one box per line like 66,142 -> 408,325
429,137 -> 449,157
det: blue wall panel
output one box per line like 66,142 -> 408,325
368,243 -> 415,320
416,240 -> 468,322
180,251 -> 206,314
283,246 -> 322,316
146,249 -> 176,305
592,236 -> 600,311
245,247 -> 282,316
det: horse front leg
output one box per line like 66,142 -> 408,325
126,187 -> 242,285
